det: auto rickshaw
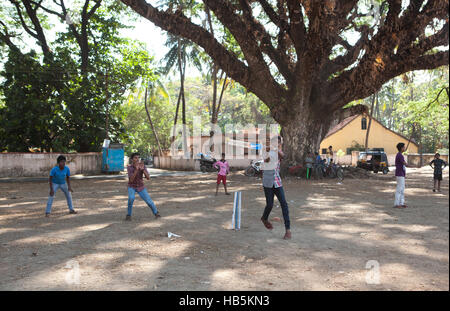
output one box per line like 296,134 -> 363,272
357,149 -> 390,174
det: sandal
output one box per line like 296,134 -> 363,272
261,217 -> 273,230
283,231 -> 292,240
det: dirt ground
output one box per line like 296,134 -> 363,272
0,166 -> 448,291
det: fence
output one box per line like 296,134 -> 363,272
0,153 -> 102,177
153,156 -> 251,170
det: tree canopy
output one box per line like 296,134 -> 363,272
0,0 -> 155,152
120,0 -> 449,164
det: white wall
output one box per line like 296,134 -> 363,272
154,153 -> 449,171
0,153 -> 102,177
154,156 -> 251,170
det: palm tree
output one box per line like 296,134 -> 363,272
145,77 -> 170,157
162,33 -> 203,157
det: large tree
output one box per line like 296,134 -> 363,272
0,0 -> 154,152
129,1 -> 448,164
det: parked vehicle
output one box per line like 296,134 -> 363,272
142,156 -> 154,167
198,153 -> 218,173
313,159 -> 344,181
244,159 -> 264,177
357,150 -> 389,174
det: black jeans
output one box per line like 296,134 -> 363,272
262,186 -> 290,230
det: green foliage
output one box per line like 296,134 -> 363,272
0,1 -> 156,152
121,77 -> 274,154
0,49 -> 68,152
347,67 -> 449,153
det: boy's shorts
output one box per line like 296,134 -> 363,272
217,174 -> 227,185
434,173 -> 443,181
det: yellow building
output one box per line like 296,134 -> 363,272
320,114 -> 419,154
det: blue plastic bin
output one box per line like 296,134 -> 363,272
102,143 -> 124,172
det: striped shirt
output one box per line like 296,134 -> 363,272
262,150 -> 282,188
273,160 -> 282,188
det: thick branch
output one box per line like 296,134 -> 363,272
286,0 -> 306,56
237,0 -> 293,83
29,0 -> 64,18
120,0 -> 285,107
327,50 -> 449,111
204,0 -> 278,93
10,0 -> 38,39
0,20 -> 20,51
11,0 -> 52,56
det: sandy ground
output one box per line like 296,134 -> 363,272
0,166 -> 448,291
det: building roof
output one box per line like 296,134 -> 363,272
324,115 -> 359,139
324,114 -> 419,147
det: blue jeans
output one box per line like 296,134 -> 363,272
127,187 -> 158,216
262,186 -> 290,230
46,183 -> 74,214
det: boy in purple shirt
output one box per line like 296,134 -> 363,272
125,152 -> 160,220
213,153 -> 230,196
394,143 -> 409,208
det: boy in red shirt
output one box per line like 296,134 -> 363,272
126,152 -> 161,220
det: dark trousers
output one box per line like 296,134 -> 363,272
262,186 -> 290,230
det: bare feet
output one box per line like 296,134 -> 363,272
261,217 -> 273,230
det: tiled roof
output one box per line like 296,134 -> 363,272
324,115 -> 359,139
324,114 -> 418,147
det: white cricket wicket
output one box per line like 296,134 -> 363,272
231,191 -> 242,230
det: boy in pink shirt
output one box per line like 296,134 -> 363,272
213,153 -> 231,196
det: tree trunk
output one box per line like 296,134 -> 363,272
144,87 -> 163,156
105,71 -> 109,139
418,124 -> 423,168
171,88 -> 182,143
177,39 -> 189,158
277,101 -> 367,172
365,93 -> 376,152
280,116 -> 330,174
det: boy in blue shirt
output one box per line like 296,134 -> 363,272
45,155 -> 77,217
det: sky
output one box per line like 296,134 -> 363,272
4,1 -> 201,78
121,15 -> 202,78
3,0 -> 439,84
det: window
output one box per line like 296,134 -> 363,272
321,148 -> 327,154
361,117 -> 367,130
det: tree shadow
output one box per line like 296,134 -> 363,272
0,169 -> 448,290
